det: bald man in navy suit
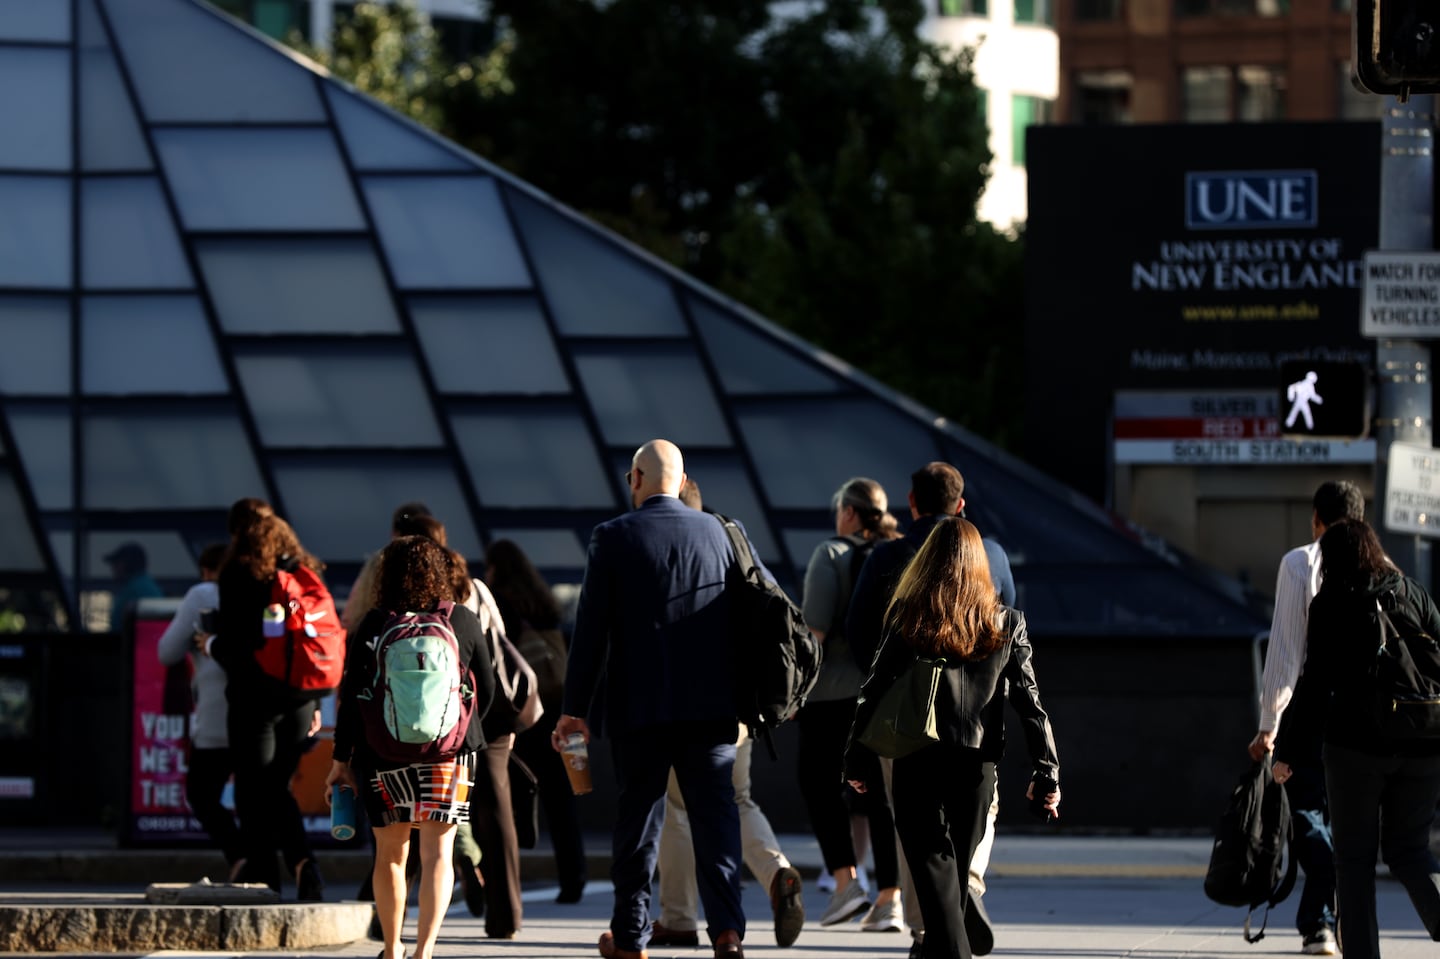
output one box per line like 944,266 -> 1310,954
555,439 -> 746,959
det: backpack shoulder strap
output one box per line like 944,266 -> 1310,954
714,512 -> 757,576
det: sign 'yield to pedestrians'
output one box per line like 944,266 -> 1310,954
1385,441 -> 1440,538
1362,251 -> 1440,337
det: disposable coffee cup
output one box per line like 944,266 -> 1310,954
330,784 -> 358,841
561,733 -> 593,796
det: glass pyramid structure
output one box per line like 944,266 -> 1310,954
0,0 -> 1267,639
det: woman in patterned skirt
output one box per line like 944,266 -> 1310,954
327,536 -> 496,959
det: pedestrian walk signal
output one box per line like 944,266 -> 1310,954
1277,360 -> 1370,440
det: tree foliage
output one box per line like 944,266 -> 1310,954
305,0 -> 1026,447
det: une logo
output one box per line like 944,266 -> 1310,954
1185,171 -> 1317,230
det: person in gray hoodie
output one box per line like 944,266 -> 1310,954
157,543 -> 244,880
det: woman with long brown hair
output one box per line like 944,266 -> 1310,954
211,507 -> 328,898
845,516 -> 1059,959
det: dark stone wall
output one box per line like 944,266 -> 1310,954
7,633 -> 1255,836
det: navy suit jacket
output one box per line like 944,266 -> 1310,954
563,494 -> 742,737
845,513 -> 1015,672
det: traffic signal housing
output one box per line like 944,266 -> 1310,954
1277,360 -> 1371,440
1354,0 -> 1440,99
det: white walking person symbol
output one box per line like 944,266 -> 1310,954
1285,370 -> 1323,430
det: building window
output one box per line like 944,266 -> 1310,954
1011,94 -> 1054,167
1176,0 -> 1289,16
211,0 -> 308,41
1337,60 -> 1384,118
1182,65 -> 1285,121
1014,0 -> 1055,24
1076,0 -> 1124,20
1073,70 -> 1132,123
939,0 -> 989,17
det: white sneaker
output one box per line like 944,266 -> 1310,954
1301,928 -> 1337,955
818,881 -> 871,926
816,870 -> 836,894
860,898 -> 905,933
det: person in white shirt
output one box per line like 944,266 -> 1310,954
1248,480 -> 1364,957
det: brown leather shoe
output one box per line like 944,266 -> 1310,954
713,929 -> 744,958
649,921 -> 700,947
598,931 -> 649,959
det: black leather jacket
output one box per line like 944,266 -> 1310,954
844,607 -> 1060,784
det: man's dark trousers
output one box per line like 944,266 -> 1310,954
609,719 -> 745,952
1285,746 -> 1336,937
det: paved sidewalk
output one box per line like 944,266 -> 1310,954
2,833 -> 1439,956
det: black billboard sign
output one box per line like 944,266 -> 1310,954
1024,122 -> 1381,501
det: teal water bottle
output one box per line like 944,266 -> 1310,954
331,785 -> 358,841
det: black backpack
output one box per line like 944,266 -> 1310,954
1371,584 -> 1440,740
715,514 -> 821,754
1203,755 -> 1297,942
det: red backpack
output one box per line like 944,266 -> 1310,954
256,565 -> 346,694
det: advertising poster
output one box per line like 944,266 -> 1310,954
128,610 -> 342,845
1024,122 -> 1382,500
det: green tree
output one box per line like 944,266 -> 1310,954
299,0 -> 1026,446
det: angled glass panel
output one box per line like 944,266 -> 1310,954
451,407 -> 612,509
81,296 -> 226,395
233,347 -> 442,448
736,398 -> 938,510
936,436 -> 1120,566
0,176 -> 70,288
410,296 -> 568,394
676,451 -> 779,564
783,527 -> 842,582
100,0 -> 325,123
48,530 -> 74,580
324,85 -> 472,171
507,190 -> 686,336
155,129 -> 365,231
690,296 -> 842,395
271,457 -> 479,562
83,410 -> 265,509
81,178 -> 191,289
0,471 -> 44,572
78,0 -> 149,171
85,530 -> 196,580
364,177 -> 531,288
0,48 -> 70,170
573,345 -> 730,447
0,1 -> 70,41
197,238 -> 401,334
9,405 -> 72,509
485,529 -> 587,570
0,297 -> 69,395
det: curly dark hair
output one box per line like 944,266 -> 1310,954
376,536 -> 452,611
486,539 -> 560,630
224,512 -> 322,580
227,497 -> 274,536
392,514 -> 471,603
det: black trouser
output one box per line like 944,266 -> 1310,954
471,734 -> 523,937
1325,742 -> 1440,959
891,745 -> 995,959
186,746 -> 243,865
797,698 -> 900,888
228,691 -> 317,884
513,710 -> 588,894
